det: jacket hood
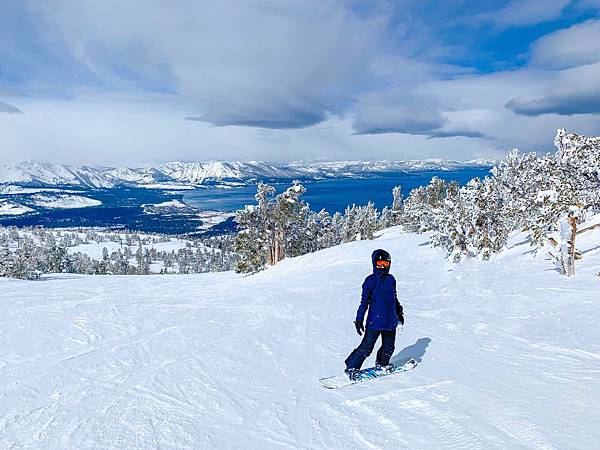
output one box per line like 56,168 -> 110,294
371,249 -> 391,274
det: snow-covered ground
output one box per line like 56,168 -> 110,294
31,194 -> 102,209
68,237 -> 191,261
195,210 -> 235,230
0,227 -> 208,273
144,200 -> 189,209
136,183 -> 196,190
1,226 -> 599,448
0,199 -> 34,216
0,185 -> 77,195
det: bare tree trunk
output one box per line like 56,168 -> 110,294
266,226 -> 285,266
274,229 -> 284,264
566,216 -> 577,277
266,226 -> 275,266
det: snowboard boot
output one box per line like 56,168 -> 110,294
375,363 -> 395,373
345,368 -> 359,381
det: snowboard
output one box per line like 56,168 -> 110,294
319,358 -> 417,389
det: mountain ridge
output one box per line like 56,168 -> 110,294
0,159 -> 497,189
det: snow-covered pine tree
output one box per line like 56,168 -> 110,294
234,183 -> 275,273
378,206 -> 395,230
391,185 -> 403,225
547,129 -> 600,275
353,202 -> 379,240
274,181 -> 310,259
314,209 -> 341,250
430,179 -> 470,261
340,204 -> 358,242
10,239 -> 41,280
44,244 -> 68,274
491,149 -> 563,248
460,177 -> 509,260
0,243 -> 12,278
402,177 -> 453,233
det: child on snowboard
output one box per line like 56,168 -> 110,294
345,249 -> 404,380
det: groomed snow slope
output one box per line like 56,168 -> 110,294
1,227 -> 600,449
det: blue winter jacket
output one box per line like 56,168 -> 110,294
355,250 -> 403,331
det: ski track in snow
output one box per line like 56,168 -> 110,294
1,227 -> 600,449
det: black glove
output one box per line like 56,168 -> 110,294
354,320 -> 365,336
396,302 -> 404,326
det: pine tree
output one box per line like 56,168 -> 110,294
391,185 -> 403,224
234,183 -> 276,273
403,177 -> 453,233
11,239 -> 41,280
0,243 -> 12,278
274,181 -> 310,258
353,202 -> 379,240
378,206 -> 394,230
341,204 -> 358,242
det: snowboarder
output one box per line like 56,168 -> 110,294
344,249 -> 404,380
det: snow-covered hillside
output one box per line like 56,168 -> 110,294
31,194 -> 102,209
0,159 -> 496,189
1,226 -> 599,448
158,161 -> 296,184
0,199 -> 34,216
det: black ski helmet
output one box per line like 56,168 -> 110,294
371,249 -> 391,272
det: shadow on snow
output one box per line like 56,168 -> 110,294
391,337 -> 431,366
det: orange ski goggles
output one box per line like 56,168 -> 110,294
375,260 -> 391,269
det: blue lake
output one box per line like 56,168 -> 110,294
183,167 -> 493,214
0,168 -> 493,235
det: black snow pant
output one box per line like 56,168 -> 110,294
345,328 -> 396,370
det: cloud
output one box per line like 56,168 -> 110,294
0,101 -> 22,114
505,60 -> 600,116
352,106 -> 447,136
506,90 -> 600,116
427,129 -> 487,139
25,0 -> 384,130
531,19 -> 600,69
184,106 -> 326,130
351,94 -> 489,140
0,95 -> 504,164
477,0 -> 570,28
3,0 -> 600,164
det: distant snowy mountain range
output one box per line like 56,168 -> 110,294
0,159 -> 497,189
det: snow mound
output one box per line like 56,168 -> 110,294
150,200 -> 188,208
195,210 -> 235,230
0,185 -> 75,195
1,226 -> 599,448
0,199 -> 34,215
31,194 -> 102,209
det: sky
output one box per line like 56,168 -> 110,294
1,0 -> 600,165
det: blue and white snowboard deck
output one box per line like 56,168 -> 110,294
319,358 -> 417,389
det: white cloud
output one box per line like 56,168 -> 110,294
27,0 -> 384,129
0,93 -> 503,165
2,0 -> 600,165
478,0 -> 570,28
352,91 -> 449,135
531,19 -> 600,69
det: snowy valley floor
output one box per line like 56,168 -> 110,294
1,227 -> 600,449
